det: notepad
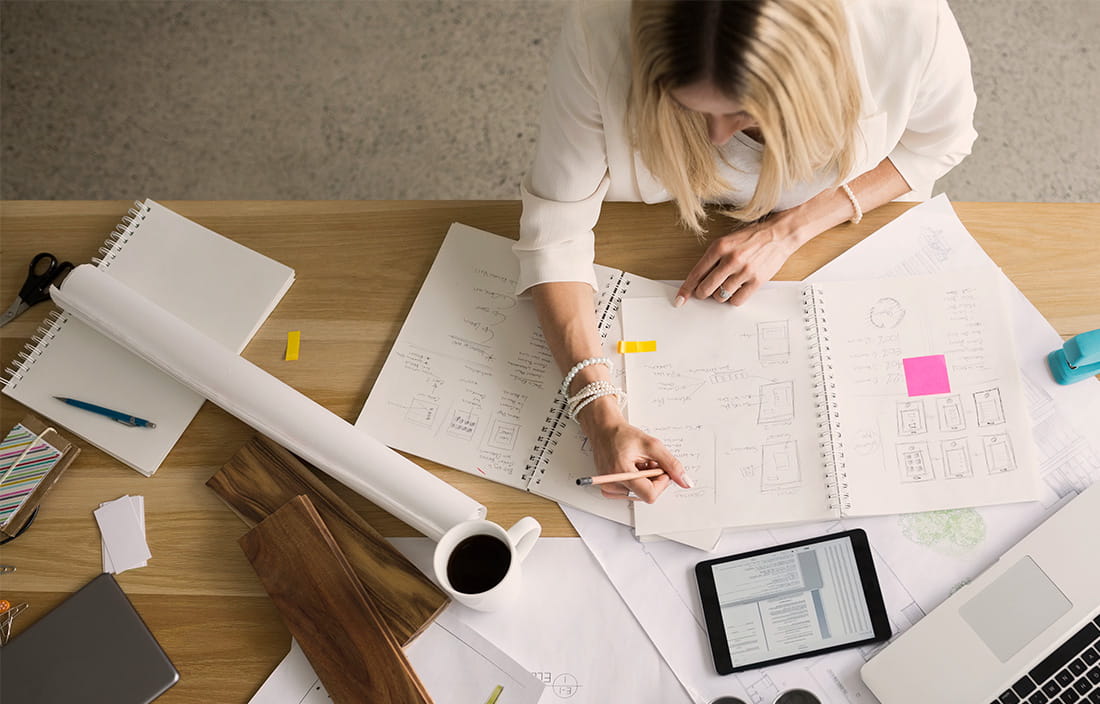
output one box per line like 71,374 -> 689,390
622,268 -> 1042,536
355,223 -> 676,527
2,200 -> 295,475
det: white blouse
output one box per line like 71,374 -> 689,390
515,0 -> 978,294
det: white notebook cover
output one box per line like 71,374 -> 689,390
2,200 -> 295,475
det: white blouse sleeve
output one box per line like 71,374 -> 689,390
515,4 -> 611,295
887,0 -> 978,195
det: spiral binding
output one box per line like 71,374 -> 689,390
3,201 -> 148,391
523,272 -> 632,486
1,311 -> 69,390
92,200 -> 150,268
803,285 -> 849,512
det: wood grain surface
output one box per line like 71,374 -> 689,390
0,200 -> 1096,703
239,495 -> 432,704
207,434 -> 448,646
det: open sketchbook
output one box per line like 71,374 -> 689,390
2,200 -> 294,475
356,223 -> 673,526
623,267 -> 1042,536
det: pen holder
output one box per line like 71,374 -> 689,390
432,517 -> 541,611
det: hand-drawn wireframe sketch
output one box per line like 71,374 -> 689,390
445,407 -> 479,441
868,297 -> 906,329
940,438 -> 973,478
761,440 -> 801,490
403,394 -> 439,428
896,400 -> 927,436
757,320 -> 791,363
973,388 -> 1006,426
982,434 -> 1017,473
484,418 -> 520,451
936,395 -> 966,432
757,380 -> 795,424
897,441 -> 934,482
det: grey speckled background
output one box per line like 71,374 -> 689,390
1,0 -> 1097,201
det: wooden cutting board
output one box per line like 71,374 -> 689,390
239,495 -> 433,704
206,434 -> 446,646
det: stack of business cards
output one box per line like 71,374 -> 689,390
93,495 -> 150,573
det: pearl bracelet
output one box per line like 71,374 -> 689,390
568,386 -> 626,423
566,380 -> 618,418
840,183 -> 863,224
560,356 -> 613,397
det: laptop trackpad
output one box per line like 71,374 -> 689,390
960,556 -> 1072,662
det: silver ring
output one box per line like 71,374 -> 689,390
717,287 -> 732,300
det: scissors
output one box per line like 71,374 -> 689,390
0,252 -> 75,327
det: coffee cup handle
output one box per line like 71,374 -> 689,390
507,516 -> 541,562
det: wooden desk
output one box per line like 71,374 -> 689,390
1,200 -> 1097,702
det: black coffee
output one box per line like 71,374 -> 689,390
446,534 -> 512,594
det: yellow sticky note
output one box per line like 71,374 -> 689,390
285,331 -> 301,361
617,340 -> 657,354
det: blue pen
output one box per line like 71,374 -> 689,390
53,396 -> 157,429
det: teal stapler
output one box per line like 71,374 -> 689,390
1048,328 -> 1100,385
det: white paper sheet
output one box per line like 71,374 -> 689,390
249,611 -> 545,704
391,537 -> 693,703
93,494 -> 151,573
53,265 -> 486,541
100,495 -> 147,572
566,196 -> 1100,704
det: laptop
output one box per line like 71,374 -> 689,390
0,573 -> 179,703
861,481 -> 1100,703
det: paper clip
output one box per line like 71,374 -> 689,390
0,601 -> 29,644
0,564 -> 15,574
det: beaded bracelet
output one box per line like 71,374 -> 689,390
569,387 -> 626,423
565,380 -> 619,418
840,183 -> 863,224
559,357 -> 613,397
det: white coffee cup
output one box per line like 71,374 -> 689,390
432,516 -> 541,611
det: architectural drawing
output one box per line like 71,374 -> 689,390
896,400 -> 927,436
403,394 -> 438,428
761,440 -> 801,490
484,418 -> 519,452
982,434 -> 1017,473
445,407 -> 479,441
757,320 -> 791,363
936,395 -> 966,432
897,442 -> 934,482
940,438 -> 973,478
973,388 -> 1006,426
868,297 -> 906,329
757,380 -> 796,424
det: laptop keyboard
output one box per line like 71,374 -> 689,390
995,614 -> 1100,704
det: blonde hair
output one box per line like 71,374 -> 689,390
628,0 -> 862,231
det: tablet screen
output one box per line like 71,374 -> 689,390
696,529 -> 890,673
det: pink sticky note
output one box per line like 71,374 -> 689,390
903,355 -> 951,396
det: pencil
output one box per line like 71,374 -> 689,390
576,468 -> 666,486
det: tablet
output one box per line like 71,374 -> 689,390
695,529 -> 891,674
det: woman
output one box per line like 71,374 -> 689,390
516,0 -> 977,503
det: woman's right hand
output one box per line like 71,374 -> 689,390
579,398 -> 692,503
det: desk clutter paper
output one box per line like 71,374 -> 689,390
565,196 -> 1100,704
94,495 -> 150,573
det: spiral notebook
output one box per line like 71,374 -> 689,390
2,200 -> 295,476
622,268 -> 1042,536
356,223 -> 677,526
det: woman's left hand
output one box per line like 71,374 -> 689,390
676,219 -> 798,307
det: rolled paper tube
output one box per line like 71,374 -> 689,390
52,265 -> 486,540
